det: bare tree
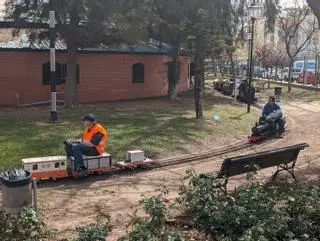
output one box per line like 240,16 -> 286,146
279,4 -> 319,92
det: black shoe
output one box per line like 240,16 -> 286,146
75,168 -> 88,178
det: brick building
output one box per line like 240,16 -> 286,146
0,36 -> 190,107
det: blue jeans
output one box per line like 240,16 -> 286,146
65,143 -> 99,170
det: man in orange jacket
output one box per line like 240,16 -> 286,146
65,113 -> 108,176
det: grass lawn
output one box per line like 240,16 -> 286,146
0,91 -> 259,170
256,82 -> 320,102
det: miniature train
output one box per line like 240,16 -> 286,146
214,79 -> 257,104
22,150 -> 154,180
249,110 -> 286,142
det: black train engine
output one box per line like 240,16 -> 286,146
249,110 -> 285,142
238,79 -> 257,104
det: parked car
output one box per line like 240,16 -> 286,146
296,71 -> 317,85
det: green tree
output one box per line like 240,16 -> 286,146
180,0 -> 231,119
149,0 -> 185,100
225,0 -> 246,76
6,0 -> 148,107
149,0 -> 231,118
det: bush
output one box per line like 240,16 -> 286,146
179,171 -> 320,241
72,202 -> 112,241
119,186 -> 185,241
0,207 -> 52,241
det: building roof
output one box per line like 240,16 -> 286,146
0,33 -> 171,55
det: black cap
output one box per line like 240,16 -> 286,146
82,113 -> 96,122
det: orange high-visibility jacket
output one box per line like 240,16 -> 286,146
83,123 -> 108,154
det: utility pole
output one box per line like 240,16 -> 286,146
247,17 -> 256,113
49,0 -> 57,122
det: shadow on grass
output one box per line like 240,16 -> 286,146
229,112 -> 248,120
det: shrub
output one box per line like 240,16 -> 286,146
73,202 -> 112,241
119,186 -> 185,241
0,207 -> 52,241
179,171 -> 320,241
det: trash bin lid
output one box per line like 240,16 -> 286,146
1,169 -> 31,187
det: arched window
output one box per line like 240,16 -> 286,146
132,63 -> 144,83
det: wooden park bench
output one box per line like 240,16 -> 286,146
255,80 -> 267,92
200,143 -> 309,193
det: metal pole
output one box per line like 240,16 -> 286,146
303,56 -> 306,85
247,17 -> 255,113
247,39 -> 251,78
49,0 -> 57,122
32,179 -> 38,211
316,52 -> 320,86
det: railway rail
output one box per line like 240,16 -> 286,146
153,142 -> 252,168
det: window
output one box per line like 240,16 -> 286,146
132,63 -> 144,83
55,162 -> 60,168
61,162 -> 65,166
61,64 -> 80,84
32,164 -> 38,170
42,63 -> 80,85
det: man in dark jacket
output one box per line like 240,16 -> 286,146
262,96 -> 281,117
262,96 -> 284,134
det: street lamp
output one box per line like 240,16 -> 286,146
247,2 -> 260,113
43,0 -> 57,122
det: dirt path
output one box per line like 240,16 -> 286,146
1,97 -> 319,240
32,99 -> 319,240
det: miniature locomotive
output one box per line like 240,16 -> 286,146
22,150 -> 153,180
214,79 -> 257,104
249,110 -> 286,142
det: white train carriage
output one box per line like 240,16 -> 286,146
22,153 -> 112,180
21,150 -> 153,180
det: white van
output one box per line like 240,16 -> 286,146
281,68 -> 302,81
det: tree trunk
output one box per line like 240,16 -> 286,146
219,60 -> 225,78
268,68 -> 271,88
168,55 -> 179,100
168,81 -> 177,100
212,58 -> 217,77
307,0 -> 320,24
288,59 -> 294,92
194,53 -> 204,119
229,52 -> 235,77
65,38 -> 78,108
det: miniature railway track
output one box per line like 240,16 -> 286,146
153,142 -> 252,168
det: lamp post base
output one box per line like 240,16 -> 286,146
50,111 -> 58,122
